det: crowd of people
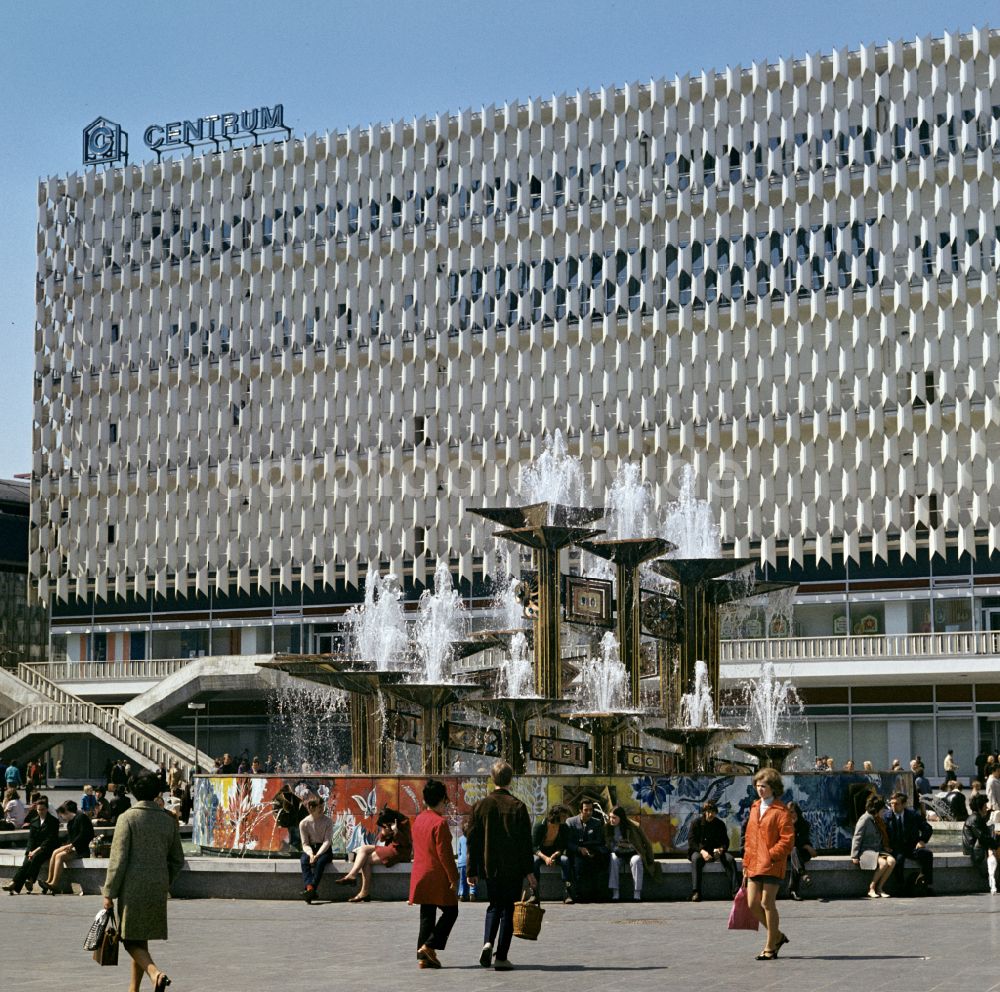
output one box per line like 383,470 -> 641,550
0,754 -> 192,901
3,743 -> 1000,977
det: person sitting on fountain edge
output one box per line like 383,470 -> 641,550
882,791 -> 935,895
607,805 -> 657,902
566,798 -> 609,902
532,804 -> 573,903
963,793 -> 1000,893
688,799 -> 737,900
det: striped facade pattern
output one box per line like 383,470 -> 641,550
32,27 -> 1000,602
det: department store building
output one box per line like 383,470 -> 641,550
29,27 -> 1000,771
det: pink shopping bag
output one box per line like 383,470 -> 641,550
727,885 -> 760,931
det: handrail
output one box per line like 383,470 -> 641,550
721,630 -> 1000,664
21,659 -> 195,681
5,664 -> 202,771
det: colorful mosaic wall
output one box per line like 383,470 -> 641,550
193,771 -> 910,857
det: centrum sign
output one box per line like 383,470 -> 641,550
144,104 -> 289,153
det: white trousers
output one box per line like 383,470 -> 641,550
609,852 -> 644,895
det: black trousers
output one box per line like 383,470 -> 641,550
483,876 -> 523,961
689,850 -> 738,895
568,851 -> 608,900
418,904 -> 459,951
892,847 -> 934,886
11,849 -> 53,892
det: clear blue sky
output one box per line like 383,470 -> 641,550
0,0 -> 991,477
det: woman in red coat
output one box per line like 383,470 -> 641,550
409,779 -> 459,969
741,767 -> 795,960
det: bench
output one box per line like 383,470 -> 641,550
0,850 -> 986,901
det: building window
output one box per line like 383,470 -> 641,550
107,524 -> 116,544
109,423 -> 117,443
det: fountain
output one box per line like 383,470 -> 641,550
257,442 -> 803,779
258,570 -> 412,774
463,631 -> 569,774
375,560 -> 480,775
644,660 -> 745,773
557,632 -> 643,775
735,661 -> 804,771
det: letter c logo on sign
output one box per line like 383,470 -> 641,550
83,117 -> 128,167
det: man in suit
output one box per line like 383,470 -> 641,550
566,797 -> 609,902
2,797 -> 60,894
466,760 -> 536,971
883,791 -> 935,894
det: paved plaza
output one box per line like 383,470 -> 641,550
6,892 -> 1000,991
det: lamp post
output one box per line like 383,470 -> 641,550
187,702 -> 206,775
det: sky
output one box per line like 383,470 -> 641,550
0,0 -> 993,478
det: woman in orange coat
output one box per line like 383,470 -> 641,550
741,767 -> 795,960
409,779 -> 460,969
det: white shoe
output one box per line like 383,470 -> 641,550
494,959 -> 513,971
479,943 -> 493,967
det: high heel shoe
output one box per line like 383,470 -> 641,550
755,950 -> 777,960
335,875 -> 357,886
774,932 -> 789,956
153,974 -> 172,991
347,893 -> 371,903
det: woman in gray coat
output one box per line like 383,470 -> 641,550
102,771 -> 184,991
850,793 -> 895,898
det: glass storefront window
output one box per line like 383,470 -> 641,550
793,602 -> 847,637
908,600 -> 932,634
933,597 -> 973,633
848,602 -> 885,636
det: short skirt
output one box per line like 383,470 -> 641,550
374,843 -> 410,867
749,874 -> 783,885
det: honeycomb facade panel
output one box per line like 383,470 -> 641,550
31,28 -> 1000,601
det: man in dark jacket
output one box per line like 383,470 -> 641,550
963,794 -> 1000,893
273,784 -> 305,852
883,791 -> 935,894
687,799 -> 737,900
565,798 -> 609,902
466,760 -> 536,971
2,797 -> 60,893
108,785 -> 131,823
90,786 -> 113,824
41,800 -> 96,893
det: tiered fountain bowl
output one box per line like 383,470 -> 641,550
643,725 -> 746,775
259,654 -> 408,695
733,742 -> 802,772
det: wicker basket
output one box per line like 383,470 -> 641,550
512,896 -> 544,940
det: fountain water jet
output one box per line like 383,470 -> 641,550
413,559 -> 467,683
736,661 -> 803,771
519,429 -> 588,512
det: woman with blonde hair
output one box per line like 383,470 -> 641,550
741,767 -> 795,960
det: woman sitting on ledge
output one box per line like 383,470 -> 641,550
337,806 -> 412,902
851,793 -> 895,898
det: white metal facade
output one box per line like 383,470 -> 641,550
32,27 -> 1000,602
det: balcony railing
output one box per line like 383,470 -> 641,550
721,630 -> 1000,664
21,659 -> 196,681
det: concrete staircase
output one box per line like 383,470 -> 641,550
0,664 -> 210,777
